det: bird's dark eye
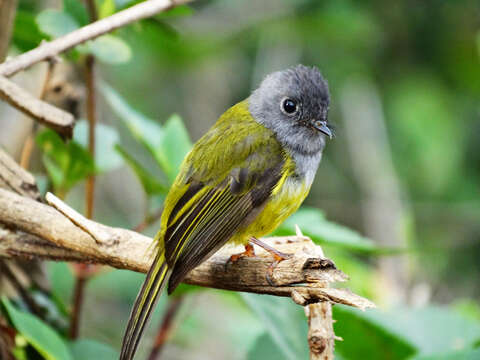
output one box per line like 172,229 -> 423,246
281,98 -> 297,115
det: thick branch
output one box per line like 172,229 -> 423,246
0,0 -> 190,77
0,148 -> 40,200
0,189 -> 374,310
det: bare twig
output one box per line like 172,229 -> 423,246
0,0 -> 191,77
20,60 -> 57,169
0,75 -> 75,138
0,0 -> 18,62
84,54 -> 96,221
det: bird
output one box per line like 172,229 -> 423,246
120,64 -> 332,360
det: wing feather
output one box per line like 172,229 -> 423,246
157,100 -> 288,293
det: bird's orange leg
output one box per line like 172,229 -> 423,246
249,237 -> 293,285
225,243 -> 256,270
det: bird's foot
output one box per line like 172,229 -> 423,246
225,243 -> 256,270
249,237 -> 293,286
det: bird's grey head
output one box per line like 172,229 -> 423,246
249,65 -> 332,157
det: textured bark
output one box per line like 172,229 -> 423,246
0,0 -> 17,62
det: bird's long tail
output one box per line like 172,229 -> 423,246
120,252 -> 171,360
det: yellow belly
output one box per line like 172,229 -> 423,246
229,177 -> 309,245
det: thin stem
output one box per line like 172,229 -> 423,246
69,1 -> 98,340
85,54 -> 96,220
19,60 -> 56,169
68,273 -> 87,339
147,296 -> 184,360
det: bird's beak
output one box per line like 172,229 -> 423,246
312,120 -> 333,139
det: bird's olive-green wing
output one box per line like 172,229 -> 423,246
160,101 -> 288,293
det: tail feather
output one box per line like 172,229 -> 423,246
120,252 -> 171,360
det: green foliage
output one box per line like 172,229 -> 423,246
35,7 -> 131,64
1,297 -> 72,360
155,114 -> 192,183
101,82 -> 192,192
248,333 -> 289,360
81,34 -> 132,64
363,306 -> 480,356
334,305 -> 480,360
12,10 -> 45,52
155,5 -> 194,19
242,294 -> 308,360
36,9 -> 78,38
97,0 -> 116,19
100,82 -> 165,153
62,0 -> 88,26
115,144 -> 168,195
36,130 -> 95,196
276,207 -> 381,253
73,120 -> 124,172
334,306 -> 416,360
411,348 -> 480,360
70,339 -> 118,360
8,1 -> 480,359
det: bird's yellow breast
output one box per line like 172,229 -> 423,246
229,175 -> 309,245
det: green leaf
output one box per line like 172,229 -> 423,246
63,0 -> 89,26
115,144 -> 168,195
247,333 -> 289,360
100,82 -> 165,153
410,348 -> 480,360
155,114 -> 192,183
73,120 -> 123,172
276,207 -> 381,253
12,10 -> 46,52
36,130 -> 95,194
98,0 -> 116,19
155,5 -> 194,19
1,297 -> 72,360
70,339 -> 117,360
242,294 -> 308,360
48,262 -> 74,307
453,299 -> 480,322
363,306 -> 480,356
81,35 -> 132,64
36,9 -> 79,38
334,306 -> 416,360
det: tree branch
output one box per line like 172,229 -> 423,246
0,188 -> 374,311
0,0 -> 191,78
0,0 -> 190,139
0,0 -> 17,62
0,75 -> 75,138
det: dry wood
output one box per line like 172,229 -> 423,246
306,302 -> 336,360
0,0 -> 191,77
0,0 -> 17,62
0,0 -> 190,139
0,188 -> 375,312
0,149 -> 41,200
0,76 -> 75,138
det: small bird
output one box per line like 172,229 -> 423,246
120,64 -> 332,359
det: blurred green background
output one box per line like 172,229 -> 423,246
0,0 -> 479,359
